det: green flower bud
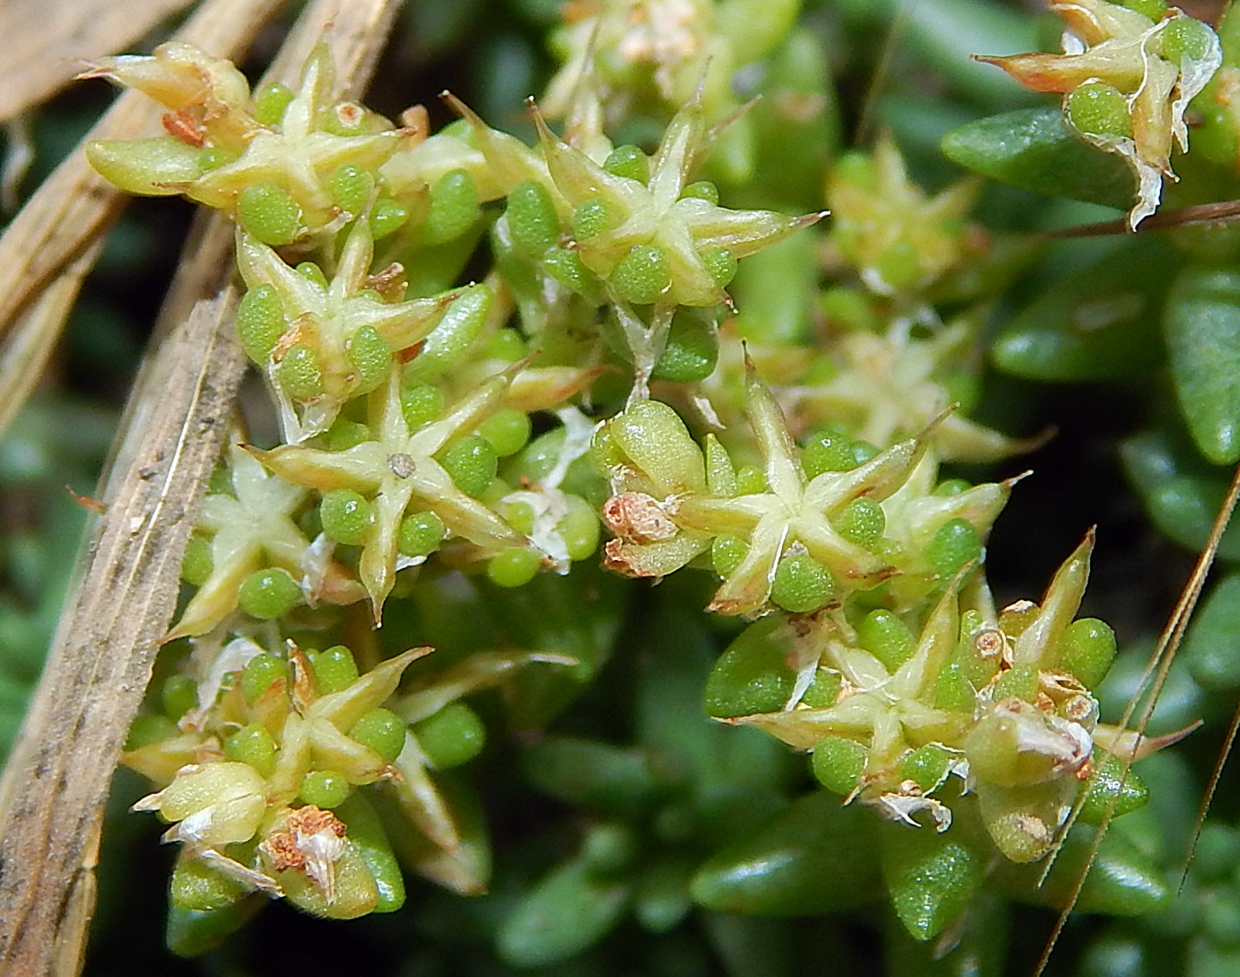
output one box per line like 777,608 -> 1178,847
542,246 -> 602,301
293,261 -> 328,289
369,198 -> 410,239
802,430 -> 855,476
324,418 -> 371,451
699,247 -> 737,288
582,822 -> 638,873
181,534 -> 213,586
603,144 -> 649,183
502,500 -> 536,534
851,441 -> 880,465
298,769 -> 351,808
479,407 -> 532,457
237,183 -> 301,246
400,383 -> 445,428
934,478 -> 971,497
771,553 -> 832,613
1076,750 -> 1149,824
1058,617 -> 1117,689
223,722 -> 278,778
735,464 -> 767,494
349,708 -> 407,762
238,568 -> 301,620
557,495 -> 601,561
572,197 -> 613,240
413,702 -> 487,769
328,164 -> 374,215
857,608 -> 915,672
320,489 -> 373,546
712,533 -> 748,578
398,511 -> 446,558
235,284 -> 287,364
801,669 -> 843,708
253,81 -> 295,125
170,857 -> 247,912
927,517 -> 983,581
240,652 -> 289,703
507,180 -> 561,257
935,662 -> 975,712
484,328 -> 526,362
1066,82 -> 1133,139
1160,15 -> 1214,65
345,325 -> 392,393
440,435 -> 498,498
198,147 -> 236,171
275,344 -> 325,401
1120,0 -> 1167,17
308,645 -> 359,695
838,497 -> 885,549
991,662 -> 1038,702
651,311 -> 718,383
162,675 -> 198,721
901,743 -> 953,792
612,244 -> 671,305
681,180 -> 719,204
423,169 -> 480,245
811,736 -> 867,794
125,713 -> 179,751
487,547 -> 542,587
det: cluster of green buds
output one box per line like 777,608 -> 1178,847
703,533 -> 1161,867
979,0 -> 1221,228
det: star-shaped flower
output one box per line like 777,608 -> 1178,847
235,220 -> 470,441
249,370 -> 529,622
979,0 -> 1221,228
167,445 -> 363,641
599,360 -> 924,617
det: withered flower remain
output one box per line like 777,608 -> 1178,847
979,0 -> 1221,228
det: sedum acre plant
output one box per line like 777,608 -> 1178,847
14,0 -> 1240,974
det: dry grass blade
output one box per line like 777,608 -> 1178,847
0,0 -> 285,422
1031,461 -> 1240,977
0,0 -> 195,124
0,0 -> 403,972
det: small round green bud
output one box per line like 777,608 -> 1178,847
181,534 -> 213,587
699,247 -> 737,288
927,518 -> 983,582
275,344 -> 325,401
557,496 -> 601,562
851,441 -> 880,465
572,197 -> 612,240
440,435 -> 498,498
328,164 -> 374,215
308,645 -> 359,695
237,183 -> 301,246
603,144 -> 649,183
295,261 -> 329,289
501,500 -> 536,535
857,608 -> 916,672
413,702 -> 487,769
1120,0 -> 1168,17
811,736 -> 867,794
238,568 -> 301,620
1066,82 -> 1133,139
651,311 -> 718,382
802,430 -> 855,477
1160,16 -> 1213,65
800,668 -> 843,707
162,675 -> 198,721
581,822 -> 638,873
319,489 -> 373,546
838,497 -> 885,549
901,743 -> 953,792
369,198 -> 409,239
235,284 -> 287,365
223,722 -> 278,777
992,662 -> 1039,702
479,408 -> 532,457
240,651 -> 289,703
772,553 -> 833,613
170,857 -> 247,912
298,769 -> 351,808
1058,617 -> 1117,689
400,383 -> 445,428
398,511 -> 446,558
542,246 -> 601,299
506,180 -> 560,257
681,180 -> 719,205
349,708 -> 407,761
484,328 -> 526,362
935,662 -> 975,712
934,478 -> 971,497
324,418 -> 371,451
253,82 -> 295,125
712,534 -> 748,578
612,244 -> 671,305
735,465 -> 766,494
487,547 -> 542,587
126,714 -> 179,751
198,147 -> 236,171
424,169 -> 479,244
346,325 -> 392,393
